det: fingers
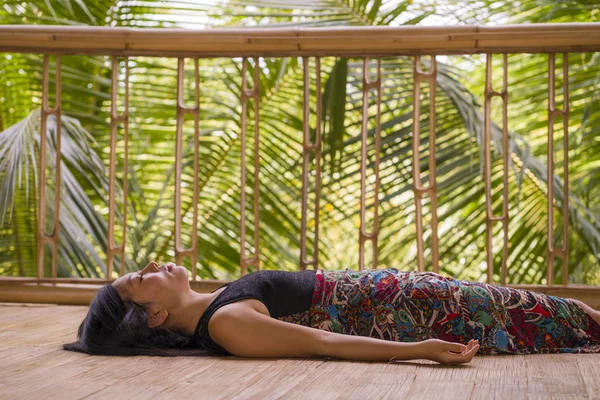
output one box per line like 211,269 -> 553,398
455,341 -> 479,356
463,343 -> 479,359
444,340 -> 480,364
449,343 -> 467,352
448,339 -> 479,354
465,343 -> 479,357
430,339 -> 481,365
465,339 -> 479,352
445,351 -> 477,365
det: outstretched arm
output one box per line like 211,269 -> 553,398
209,306 -> 479,364
319,333 -> 479,365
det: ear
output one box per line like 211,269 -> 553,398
147,308 -> 168,328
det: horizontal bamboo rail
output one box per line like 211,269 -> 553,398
1,24 -> 600,308
0,24 -> 600,56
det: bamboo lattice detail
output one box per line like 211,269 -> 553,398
484,53 -> 510,285
547,53 -> 570,286
107,56 -> 130,279
412,55 -> 440,274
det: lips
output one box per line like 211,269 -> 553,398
167,264 -> 173,272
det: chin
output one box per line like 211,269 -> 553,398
173,265 -> 190,283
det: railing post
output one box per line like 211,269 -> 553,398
483,53 -> 510,285
547,53 -> 570,287
240,57 -> 261,276
107,56 -> 130,279
300,57 -> 323,272
411,55 -> 440,273
37,55 -> 62,279
174,58 -> 201,279
358,57 -> 382,271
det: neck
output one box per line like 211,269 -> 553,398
163,289 -> 214,336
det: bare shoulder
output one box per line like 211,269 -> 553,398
208,304 -> 326,358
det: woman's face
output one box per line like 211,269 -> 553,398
112,261 -> 190,308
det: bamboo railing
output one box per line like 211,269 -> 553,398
1,23 -> 600,307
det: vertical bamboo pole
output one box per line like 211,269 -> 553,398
358,57 -> 382,271
500,54 -> 509,286
37,55 -> 49,279
411,55 -> 439,273
121,58 -> 130,277
174,58 -> 184,272
562,53 -> 569,286
300,57 -> 323,272
240,57 -> 261,276
174,58 -> 201,279
51,56 -> 62,279
483,53 -> 510,285
547,53 -> 570,287
547,53 -> 555,287
428,59 -> 439,275
107,57 -> 118,279
107,56 -> 129,279
192,58 -> 200,280
37,55 -> 62,279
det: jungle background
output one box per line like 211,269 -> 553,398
0,0 -> 599,285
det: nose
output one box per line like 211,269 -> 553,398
140,261 -> 160,275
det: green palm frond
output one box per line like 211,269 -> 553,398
0,110 -> 109,277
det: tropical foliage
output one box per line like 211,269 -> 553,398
0,0 -> 599,285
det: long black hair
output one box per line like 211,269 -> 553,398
63,284 -> 218,356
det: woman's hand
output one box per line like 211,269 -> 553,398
421,338 -> 480,365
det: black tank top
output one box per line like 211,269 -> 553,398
189,269 -> 317,355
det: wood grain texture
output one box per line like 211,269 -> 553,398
0,304 -> 597,400
0,24 -> 599,56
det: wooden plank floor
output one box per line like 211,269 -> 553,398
0,303 -> 598,400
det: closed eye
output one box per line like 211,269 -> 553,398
139,272 -> 143,284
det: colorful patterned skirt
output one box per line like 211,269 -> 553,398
301,267 -> 600,355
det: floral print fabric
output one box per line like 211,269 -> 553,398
308,267 -> 600,354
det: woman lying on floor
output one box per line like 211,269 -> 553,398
64,262 -> 600,365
